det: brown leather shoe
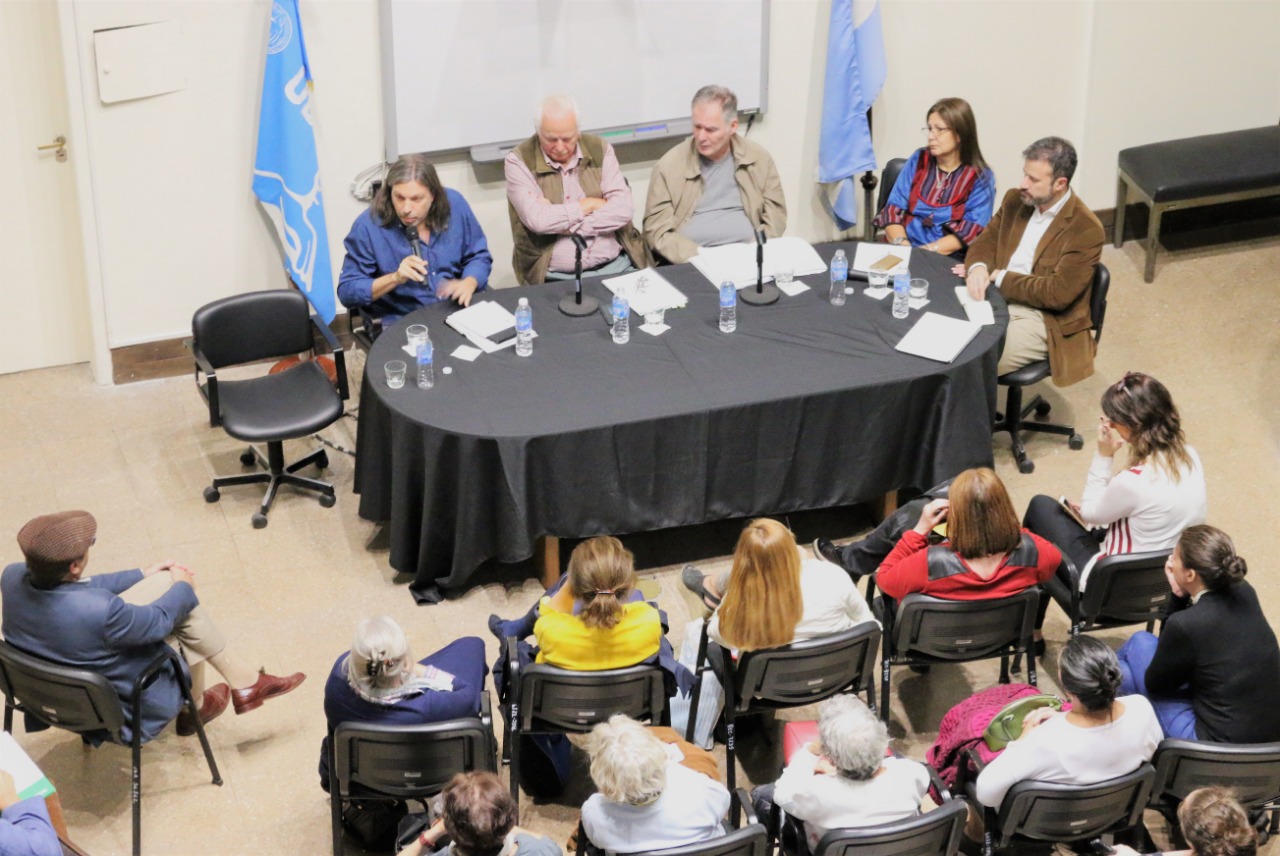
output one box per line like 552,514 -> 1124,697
175,683 -> 231,736
231,670 -> 306,715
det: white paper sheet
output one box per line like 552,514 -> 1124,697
444,300 -> 516,339
639,322 -> 671,336
0,732 -> 54,800
862,286 -> 891,300
776,279 -> 810,297
602,268 -> 687,316
690,237 -> 827,288
450,345 -> 483,361
953,286 -> 997,325
852,242 -> 912,276
894,312 -> 983,363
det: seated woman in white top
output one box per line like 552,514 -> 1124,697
974,635 -> 1163,809
763,694 -> 930,851
580,714 -> 730,854
1022,372 -> 1207,644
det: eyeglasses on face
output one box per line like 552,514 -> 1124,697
922,125 -> 952,137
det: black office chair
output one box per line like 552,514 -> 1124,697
786,797 -> 969,856
965,756 -> 1155,856
191,289 -> 349,528
684,622 -> 882,801
1056,550 -> 1173,636
875,158 -> 908,220
993,263 -> 1110,474
575,789 -> 768,856
328,692 -> 497,856
500,640 -> 668,807
1149,738 -> 1280,842
347,304 -> 382,350
874,588 -> 1040,723
0,640 -> 222,856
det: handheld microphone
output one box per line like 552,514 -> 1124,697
405,224 -> 422,259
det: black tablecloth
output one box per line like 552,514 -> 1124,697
354,241 -> 1008,601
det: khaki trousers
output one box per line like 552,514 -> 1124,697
118,572 -> 227,667
997,303 -> 1049,376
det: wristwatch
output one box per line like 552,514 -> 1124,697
890,236 -> 907,246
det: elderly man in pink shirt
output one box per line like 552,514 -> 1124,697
505,95 -> 650,285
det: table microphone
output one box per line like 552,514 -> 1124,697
559,234 -> 598,317
740,227 -> 779,306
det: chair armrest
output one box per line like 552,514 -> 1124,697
733,787 -> 759,828
310,314 -> 350,401
349,306 -> 382,350
191,343 -> 221,428
964,746 -> 988,776
574,819 -> 587,856
479,689 -> 493,729
503,636 -> 521,705
926,760 -> 954,803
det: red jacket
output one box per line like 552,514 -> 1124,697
877,530 -> 1060,602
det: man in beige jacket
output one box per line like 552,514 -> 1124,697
643,85 -> 786,264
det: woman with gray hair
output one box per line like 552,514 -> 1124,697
318,616 -> 488,794
580,714 -> 730,854
764,694 -> 930,850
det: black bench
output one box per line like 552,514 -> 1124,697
1114,125 -> 1280,282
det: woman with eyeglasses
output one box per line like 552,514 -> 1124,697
1023,372 -> 1207,647
872,97 -> 996,258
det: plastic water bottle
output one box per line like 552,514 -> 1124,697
416,334 -> 435,389
719,280 -> 737,333
611,291 -> 630,344
892,272 -> 911,319
515,297 -> 533,357
829,250 -> 848,306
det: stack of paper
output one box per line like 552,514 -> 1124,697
690,237 -> 827,289
602,268 -> 688,317
0,732 -> 55,800
953,286 -> 996,325
894,312 -> 983,363
852,243 -> 912,276
444,301 -> 517,353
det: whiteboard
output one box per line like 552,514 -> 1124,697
380,0 -> 770,162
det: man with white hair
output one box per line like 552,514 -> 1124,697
505,94 -> 649,285
644,84 -> 786,264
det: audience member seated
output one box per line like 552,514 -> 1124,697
1023,372 -> 1207,647
338,154 -> 493,327
1112,786 -> 1257,856
814,469 -> 1060,616
579,714 -> 730,854
644,85 -> 786,264
872,97 -> 996,259
682,518 -> 877,654
753,695 -> 929,852
973,636 -> 1162,811
505,94 -> 648,284
318,615 -> 488,789
1116,525 -> 1280,743
396,772 -> 559,856
1,511 -> 305,745
0,770 -> 60,856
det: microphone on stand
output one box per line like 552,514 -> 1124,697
559,233 -> 599,317
740,227 -> 780,306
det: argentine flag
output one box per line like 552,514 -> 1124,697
818,0 -> 887,231
252,0 -> 336,322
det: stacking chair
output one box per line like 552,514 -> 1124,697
191,289 -> 348,528
875,158 -> 908,219
993,263 -> 1110,474
875,587 -> 1039,723
0,640 -> 222,856
500,638 -> 667,807
1149,738 -> 1280,842
574,789 -> 768,856
683,622 -> 881,802
328,692 -> 496,856
771,795 -> 968,856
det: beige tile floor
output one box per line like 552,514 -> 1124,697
0,233 -> 1277,855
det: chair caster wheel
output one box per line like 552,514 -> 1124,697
1034,400 -> 1052,417
203,487 -> 220,503
251,513 -> 269,529
240,449 -> 256,466
1017,458 -> 1036,474
1068,434 -> 1084,450
316,451 -> 329,470
319,494 -> 336,508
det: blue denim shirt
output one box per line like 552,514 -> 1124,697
337,188 -> 493,326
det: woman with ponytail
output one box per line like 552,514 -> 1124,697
974,635 -> 1162,809
1117,525 -> 1280,742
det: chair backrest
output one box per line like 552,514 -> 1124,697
815,799 -> 968,856
1077,550 -> 1171,630
331,718 -> 496,801
890,590 -> 1037,662
1150,739 -> 1280,810
624,824 -> 770,856
994,764 -> 1155,849
732,622 -> 881,714
1090,264 -> 1110,344
515,663 -> 666,733
191,289 -> 314,368
875,158 -> 908,217
0,640 -> 125,739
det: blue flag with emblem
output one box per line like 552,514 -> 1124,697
252,0 -> 335,323
818,0 -> 887,231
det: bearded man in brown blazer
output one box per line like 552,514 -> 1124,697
956,137 -> 1103,386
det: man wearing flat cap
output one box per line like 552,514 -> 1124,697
2,511 -> 306,743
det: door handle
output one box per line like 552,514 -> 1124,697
37,135 -> 68,162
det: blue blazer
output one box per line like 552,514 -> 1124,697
1,564 -> 197,744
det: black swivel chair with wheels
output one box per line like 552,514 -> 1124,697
993,263 -> 1110,474
192,289 -> 348,528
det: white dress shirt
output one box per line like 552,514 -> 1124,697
993,189 -> 1072,286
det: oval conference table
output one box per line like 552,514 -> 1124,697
354,241 -> 1008,603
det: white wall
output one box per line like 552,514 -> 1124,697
62,0 -> 1280,354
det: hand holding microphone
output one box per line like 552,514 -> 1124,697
399,224 -> 428,284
